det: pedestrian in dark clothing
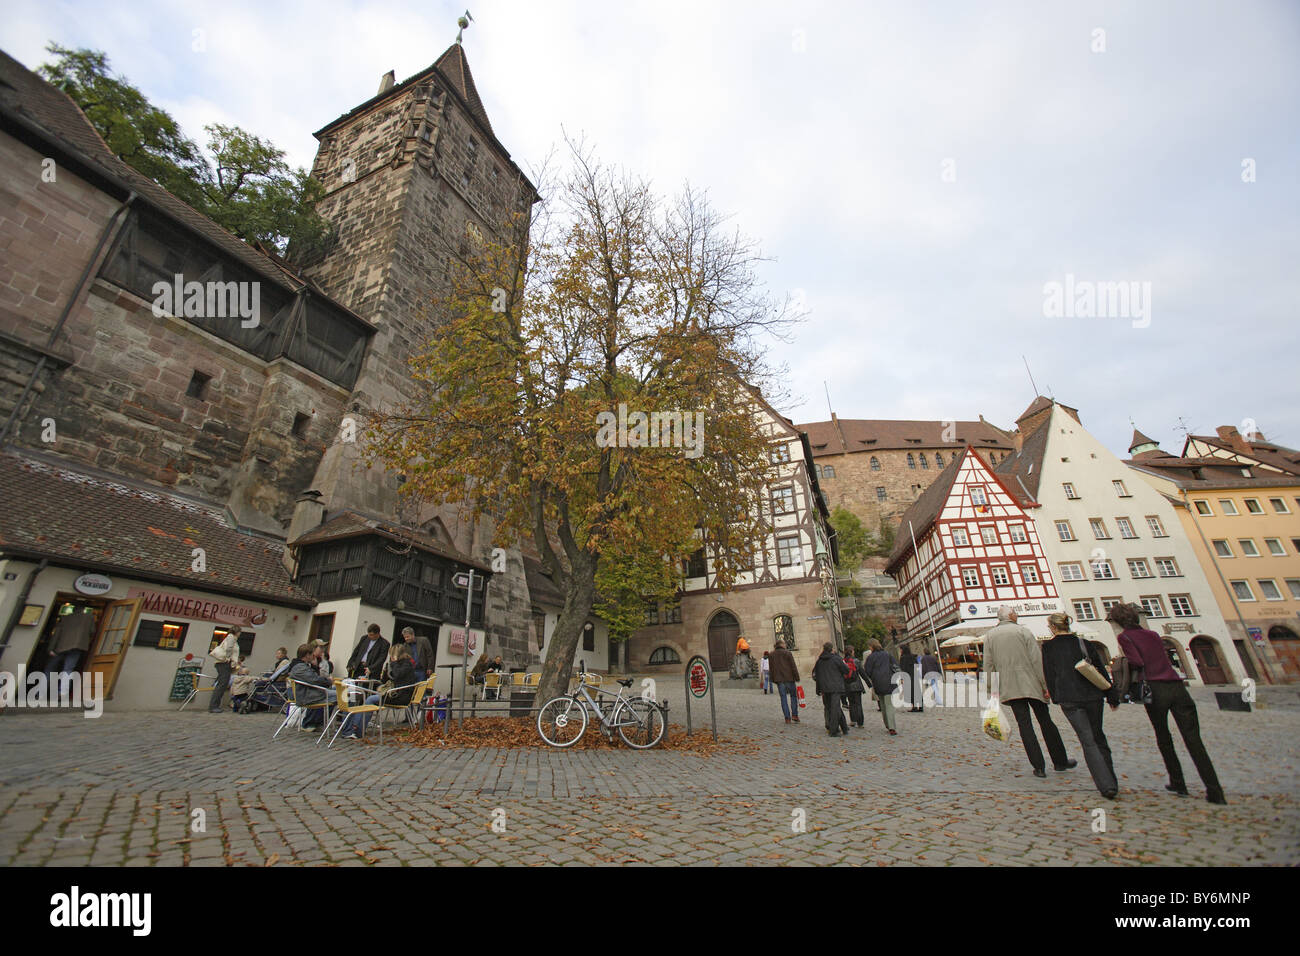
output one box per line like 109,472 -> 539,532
347,624 -> 389,682
1042,613 -> 1121,799
768,640 -> 801,723
812,643 -> 850,737
862,639 -> 899,734
842,646 -> 867,727
983,607 -> 1076,777
919,648 -> 943,707
1107,604 -> 1226,804
899,647 -> 919,711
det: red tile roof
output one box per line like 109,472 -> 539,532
797,418 -> 1014,456
0,451 -> 315,606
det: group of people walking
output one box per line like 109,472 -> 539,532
984,605 -> 1225,804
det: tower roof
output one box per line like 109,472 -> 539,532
433,42 -> 493,134
1128,427 -> 1159,452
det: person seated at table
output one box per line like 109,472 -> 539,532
229,659 -> 258,710
289,643 -> 333,729
342,645 -> 418,739
468,652 -> 495,685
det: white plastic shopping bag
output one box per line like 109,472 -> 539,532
981,693 -> 1011,742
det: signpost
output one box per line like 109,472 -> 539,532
450,569 -> 475,733
683,655 -> 717,742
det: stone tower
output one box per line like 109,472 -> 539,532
298,39 -> 538,663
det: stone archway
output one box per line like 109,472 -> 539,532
1268,625 -> 1300,681
707,610 -> 740,671
1161,638 -> 1192,681
1190,636 -> 1230,685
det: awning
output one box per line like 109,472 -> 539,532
939,635 -> 985,648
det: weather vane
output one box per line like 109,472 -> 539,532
456,10 -> 474,44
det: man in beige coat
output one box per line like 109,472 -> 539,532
983,608 -> 1076,778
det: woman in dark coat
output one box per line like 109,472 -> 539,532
842,646 -> 868,728
1041,613 -> 1121,799
899,646 -> 919,711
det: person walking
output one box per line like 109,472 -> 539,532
769,639 -> 801,724
862,639 -> 899,735
842,646 -> 867,727
1107,603 -> 1226,804
402,626 -> 435,681
920,646 -> 943,708
898,646 -> 918,712
1041,612 -> 1120,799
812,642 -> 850,737
982,607 -> 1076,778
207,626 -> 241,713
760,651 -> 772,694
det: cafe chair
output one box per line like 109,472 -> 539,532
178,671 -> 219,711
322,679 -> 383,748
274,680 -> 334,740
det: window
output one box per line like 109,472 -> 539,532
1008,524 -> 1028,543
582,622 -> 595,652
1112,480 -> 1131,497
1127,558 -> 1152,578
1212,539 -> 1233,558
1139,596 -> 1166,618
1169,594 -> 1196,617
770,486 -> 795,515
1146,515 -> 1167,537
133,619 -> 189,650
1155,558 -> 1180,577
1286,579 -> 1300,600
1062,482 -> 1079,499
1218,499 -> 1238,515
990,566 -> 1010,586
1089,518 -> 1110,540
1230,580 -> 1255,601
683,548 -> 707,578
777,534 -> 802,567
1091,559 -> 1117,580
664,603 -> 682,624
1259,579 -> 1283,601
934,452 -> 944,467
1055,520 -> 1076,542
969,486 -> 987,506
648,646 -> 681,664
904,453 -> 915,469
876,487 -> 887,502
1020,563 -> 1040,583
1100,597 -> 1124,615
1244,498 -> 1263,514
186,370 -> 211,400
961,567 -> 980,587
870,457 -> 881,471
644,605 -> 660,626
1270,497 -> 1290,514
1059,562 -> 1086,582
1194,500 -> 1212,515
951,527 -> 969,546
1073,599 -> 1098,621
212,627 -> 253,658
291,412 -> 311,438
822,465 -> 835,478
919,454 -> 929,469
1263,537 -> 1284,555
1116,517 -> 1137,539
769,443 -> 791,464
980,526 -> 999,545
1239,539 -> 1260,557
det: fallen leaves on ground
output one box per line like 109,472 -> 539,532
383,718 -> 758,755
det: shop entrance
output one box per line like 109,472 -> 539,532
26,594 -> 142,698
707,610 -> 739,671
394,614 -> 441,675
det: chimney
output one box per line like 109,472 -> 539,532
1013,430 -> 1024,453
378,70 -> 395,95
283,490 -> 327,575
1215,425 -> 1253,452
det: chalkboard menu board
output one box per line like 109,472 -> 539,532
168,659 -> 204,702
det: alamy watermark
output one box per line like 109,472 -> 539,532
152,274 -> 260,328
1042,274 -> 1151,328
0,667 -> 104,718
595,403 -> 705,459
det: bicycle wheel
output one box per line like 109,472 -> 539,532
614,697 -> 666,749
536,695 -> 588,747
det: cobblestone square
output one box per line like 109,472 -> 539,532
1,685 -> 1296,866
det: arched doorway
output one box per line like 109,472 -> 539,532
1161,638 -> 1190,680
707,610 -> 740,670
1268,625 -> 1300,681
1190,636 -> 1229,685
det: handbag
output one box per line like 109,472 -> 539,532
1128,667 -> 1154,705
1074,637 -> 1113,691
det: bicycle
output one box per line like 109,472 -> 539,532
536,661 -> 667,749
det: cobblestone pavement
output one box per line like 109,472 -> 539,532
1,685 -> 1297,866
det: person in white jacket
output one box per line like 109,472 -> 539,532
207,627 -> 242,713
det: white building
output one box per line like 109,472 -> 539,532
996,398 -> 1243,685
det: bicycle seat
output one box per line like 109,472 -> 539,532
617,678 -> 634,688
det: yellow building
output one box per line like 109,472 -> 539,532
1126,427 -> 1300,683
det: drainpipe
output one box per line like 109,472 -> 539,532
0,558 -> 49,666
0,191 -> 137,447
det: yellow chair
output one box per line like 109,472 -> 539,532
526,672 -> 541,688
510,672 -> 529,689
274,678 -> 333,739
321,679 -> 383,748
381,676 -> 435,728
482,672 -> 504,701
178,671 -> 218,711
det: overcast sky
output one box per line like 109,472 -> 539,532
7,0 -> 1298,459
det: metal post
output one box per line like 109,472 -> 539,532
460,568 -> 473,729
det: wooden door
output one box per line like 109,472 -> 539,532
85,600 -> 141,699
1190,636 -> 1228,685
1268,627 -> 1300,681
707,611 -> 739,671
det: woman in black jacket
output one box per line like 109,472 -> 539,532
341,646 -> 419,739
1041,613 -> 1121,799
842,646 -> 868,728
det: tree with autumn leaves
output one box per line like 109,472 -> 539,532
367,146 -> 798,707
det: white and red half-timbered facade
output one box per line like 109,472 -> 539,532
886,446 -> 1061,646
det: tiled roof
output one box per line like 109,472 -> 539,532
798,418 -> 1014,455
0,49 -> 369,324
1015,395 -> 1054,424
1186,433 -> 1300,477
433,43 -> 493,135
0,451 -> 315,606
994,418 -> 1052,503
1128,428 -> 1159,451
1124,458 -> 1300,491
885,449 -> 967,570
290,511 -> 489,572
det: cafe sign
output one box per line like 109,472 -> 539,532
74,573 -> 113,596
448,626 -> 484,654
126,587 -> 269,628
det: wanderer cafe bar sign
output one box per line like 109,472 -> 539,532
126,588 -> 270,629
